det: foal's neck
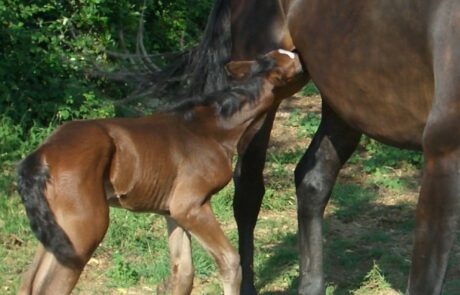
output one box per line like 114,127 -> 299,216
219,80 -> 275,131
188,78 -> 276,155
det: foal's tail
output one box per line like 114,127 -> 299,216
17,153 -> 82,268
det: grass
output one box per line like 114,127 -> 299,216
1,91 -> 459,294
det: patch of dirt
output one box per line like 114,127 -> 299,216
268,94 -> 321,152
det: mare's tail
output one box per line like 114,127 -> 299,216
17,153 -> 82,268
187,0 -> 232,95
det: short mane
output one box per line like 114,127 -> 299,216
171,55 -> 276,117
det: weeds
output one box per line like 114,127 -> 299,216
353,262 -> 396,295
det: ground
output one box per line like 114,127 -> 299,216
2,93 -> 459,294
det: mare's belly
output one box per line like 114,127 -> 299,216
289,0 -> 436,149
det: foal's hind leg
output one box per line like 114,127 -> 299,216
295,102 -> 361,295
17,245 -> 46,294
158,216 -> 194,295
19,186 -> 109,294
407,12 -> 460,294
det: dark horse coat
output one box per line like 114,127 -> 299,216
186,1 -> 460,294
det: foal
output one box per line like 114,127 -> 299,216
16,49 -> 303,295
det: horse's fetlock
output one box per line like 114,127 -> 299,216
224,250 -> 240,268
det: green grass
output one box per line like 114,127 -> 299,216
1,95 -> 459,294
301,82 -> 320,96
352,263 -> 397,295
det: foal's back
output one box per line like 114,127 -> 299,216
38,110 -> 232,213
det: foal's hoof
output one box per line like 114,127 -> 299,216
156,277 -> 172,295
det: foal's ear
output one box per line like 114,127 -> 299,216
225,60 -> 256,80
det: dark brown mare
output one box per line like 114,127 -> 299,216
185,0 -> 460,294
16,49 -> 303,295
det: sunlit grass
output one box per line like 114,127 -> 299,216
1,93 -> 459,294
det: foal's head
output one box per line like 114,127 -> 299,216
226,49 -> 303,87
171,49 -> 302,118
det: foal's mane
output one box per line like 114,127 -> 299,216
171,55 -> 276,118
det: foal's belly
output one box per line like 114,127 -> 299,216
289,0 -> 436,149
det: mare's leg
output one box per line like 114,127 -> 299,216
407,11 -> 460,293
18,185 -> 109,294
233,104 -> 279,294
295,102 -> 361,295
161,216 -> 194,295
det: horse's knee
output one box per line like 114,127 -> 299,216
224,251 -> 241,274
423,111 -> 460,157
220,251 -> 242,285
295,166 -> 331,217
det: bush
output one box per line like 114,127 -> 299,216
0,0 -> 213,188
0,0 -> 212,130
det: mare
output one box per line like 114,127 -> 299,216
16,49 -> 303,295
186,0 -> 460,294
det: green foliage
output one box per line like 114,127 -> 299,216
0,115 -> 55,194
360,138 -> 423,173
0,92 -> 114,195
331,183 -> 377,222
0,0 -> 212,129
301,81 -> 320,96
107,251 -> 141,286
288,109 -> 321,138
352,262 -> 395,294
1,0 -> 107,128
0,0 -> 212,195
0,2 -> 214,292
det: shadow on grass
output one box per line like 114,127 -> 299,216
255,232 -> 298,294
253,181 -> 460,295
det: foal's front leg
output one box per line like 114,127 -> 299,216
170,189 -> 241,295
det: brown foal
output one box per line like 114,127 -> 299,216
16,49 -> 303,295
